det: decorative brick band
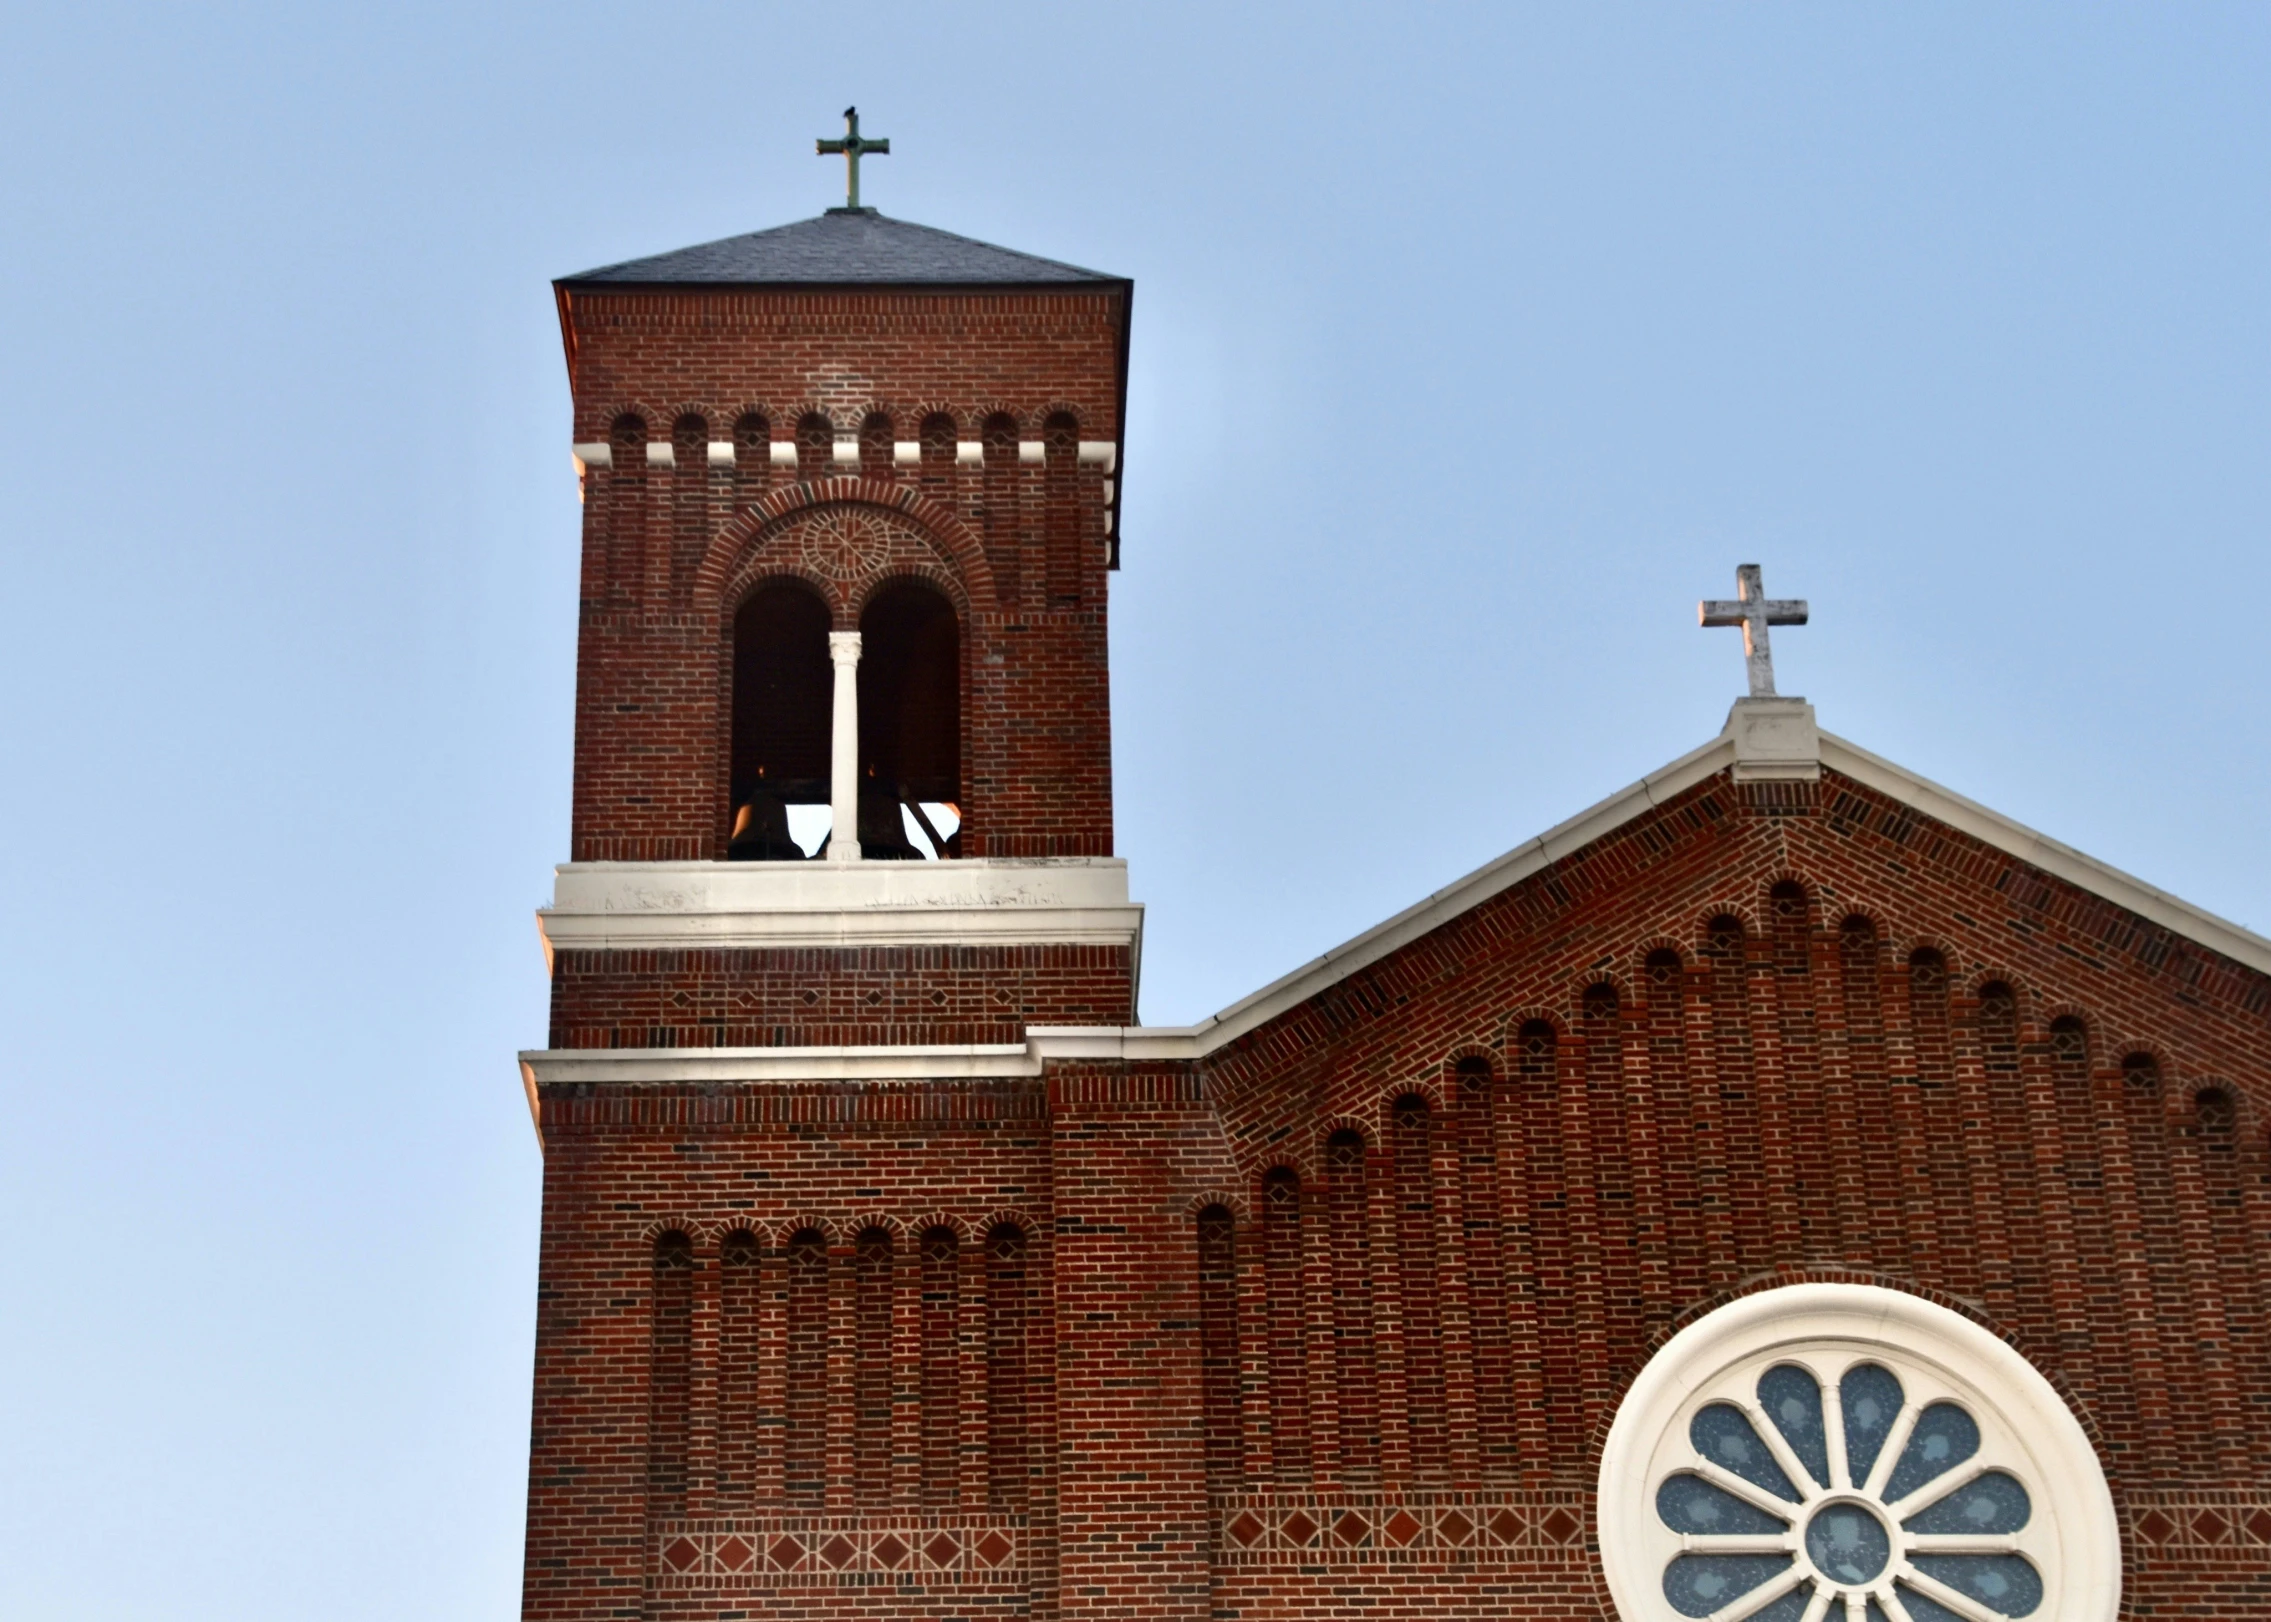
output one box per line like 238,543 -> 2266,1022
2125,1494 -> 2271,1562
652,1515 -> 1025,1589
1213,1492 -> 1592,1567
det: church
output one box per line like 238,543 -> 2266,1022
516,125 -> 2271,1622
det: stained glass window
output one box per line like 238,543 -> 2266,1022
1649,1361 -> 2045,1618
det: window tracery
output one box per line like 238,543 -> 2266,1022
1599,1284 -> 2117,1622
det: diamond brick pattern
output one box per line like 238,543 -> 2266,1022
2126,1497 -> 2271,1564
1212,1495 -> 1594,1567
652,1518 -> 1025,1589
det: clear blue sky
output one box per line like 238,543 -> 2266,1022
0,4 -> 2263,1616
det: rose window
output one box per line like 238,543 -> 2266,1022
1600,1285 -> 2120,1622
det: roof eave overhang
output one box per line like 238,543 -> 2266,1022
552,277 -> 1129,296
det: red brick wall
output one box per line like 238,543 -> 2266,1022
523,765 -> 2271,1619
559,289 -> 1124,861
548,943 -> 1136,1049
523,1080 -> 1062,1622
1191,766 -> 2271,1618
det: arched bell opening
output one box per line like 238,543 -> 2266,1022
728,578 -> 833,860
857,578 -> 962,859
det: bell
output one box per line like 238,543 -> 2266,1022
857,781 -> 923,860
728,791 -> 805,861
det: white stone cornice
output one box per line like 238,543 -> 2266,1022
1076,441 -> 1117,471
832,438 -> 860,464
769,442 -> 798,468
644,441 -> 675,468
1026,1025 -> 1204,1060
537,856 -> 1145,957
1817,730 -> 2271,978
706,440 -> 735,467
522,1043 -> 1043,1088
1159,721 -> 2271,1054
1153,730 -> 1739,1056
955,441 -> 983,466
521,722 -> 2271,1098
570,441 -> 612,471
517,1027 -> 1203,1091
893,441 -> 920,465
1165,721 -> 2271,1057
1017,440 -> 1044,464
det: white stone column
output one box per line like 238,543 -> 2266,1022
828,631 -> 862,862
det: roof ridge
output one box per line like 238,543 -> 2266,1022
559,210 -> 1121,287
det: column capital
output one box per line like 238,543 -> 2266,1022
828,631 -> 863,666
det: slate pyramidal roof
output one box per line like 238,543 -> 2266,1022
559,209 -> 1125,289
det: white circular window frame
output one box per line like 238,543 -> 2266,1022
1597,1283 -> 2119,1622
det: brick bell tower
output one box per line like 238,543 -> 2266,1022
519,133 -> 1180,1622
522,135 -> 2271,1622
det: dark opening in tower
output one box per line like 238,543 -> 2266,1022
729,579 -> 832,860
857,579 -> 961,858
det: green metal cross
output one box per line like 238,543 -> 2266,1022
816,106 -> 890,212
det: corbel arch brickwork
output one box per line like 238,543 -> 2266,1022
1191,760 -> 2271,1590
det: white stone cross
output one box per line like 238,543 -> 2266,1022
1699,563 -> 1809,698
